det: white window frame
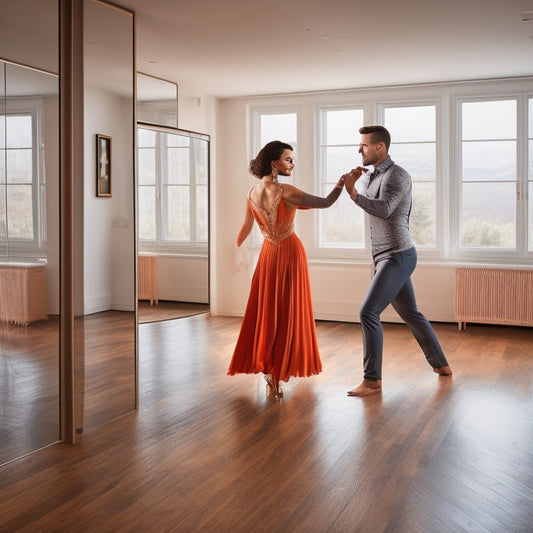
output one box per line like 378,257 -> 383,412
252,107 -> 299,158
449,95 -> 529,263
0,98 -> 46,259
314,104 -> 369,260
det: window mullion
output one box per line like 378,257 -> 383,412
34,108 -> 42,248
517,94 -> 528,256
189,140 -> 196,244
156,132 -> 164,243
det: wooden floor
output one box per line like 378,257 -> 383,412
0,318 -> 59,463
0,315 -> 532,532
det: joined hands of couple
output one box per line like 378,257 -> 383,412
338,166 -> 368,200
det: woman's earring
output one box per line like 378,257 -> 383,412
271,166 -> 278,182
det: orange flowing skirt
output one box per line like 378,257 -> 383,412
228,233 -> 322,382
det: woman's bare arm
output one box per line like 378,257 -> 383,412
282,177 -> 344,209
236,201 -> 254,246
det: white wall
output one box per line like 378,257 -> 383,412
309,261 -> 456,323
156,255 -> 208,303
84,86 -> 134,314
178,88 -> 216,135
211,98 -> 252,316
214,246 -> 456,324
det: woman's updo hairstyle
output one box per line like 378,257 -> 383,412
248,140 -> 293,179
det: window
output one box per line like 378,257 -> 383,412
316,105 -> 438,252
0,105 -> 44,256
459,99 -> 517,249
258,111 -> 297,153
138,127 -> 209,253
256,110 -> 297,184
317,107 -> 365,248
249,80 -> 532,265
383,104 -> 437,248
251,110 -> 297,244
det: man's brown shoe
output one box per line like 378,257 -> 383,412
433,365 -> 452,376
347,379 -> 382,396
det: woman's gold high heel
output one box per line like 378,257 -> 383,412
264,374 -> 283,398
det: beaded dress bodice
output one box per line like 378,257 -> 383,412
247,185 -> 295,244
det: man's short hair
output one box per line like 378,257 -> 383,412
359,125 -> 391,151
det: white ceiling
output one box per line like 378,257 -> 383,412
120,0 -> 533,98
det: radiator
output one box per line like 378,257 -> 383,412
0,264 -> 47,325
454,267 -> 533,330
138,254 -> 158,306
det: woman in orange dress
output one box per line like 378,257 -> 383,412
228,141 -> 344,398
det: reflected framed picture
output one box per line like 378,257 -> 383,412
96,134 -> 112,197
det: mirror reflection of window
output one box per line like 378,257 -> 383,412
138,128 -> 157,240
0,107 -> 44,253
137,126 -> 209,321
138,128 -> 208,254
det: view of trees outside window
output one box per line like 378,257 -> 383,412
318,107 -> 365,248
460,99 -> 517,248
384,105 -> 437,248
137,128 -> 208,247
0,114 -> 34,242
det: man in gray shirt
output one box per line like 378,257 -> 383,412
343,125 -> 452,396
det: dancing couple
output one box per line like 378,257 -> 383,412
228,127 -> 451,399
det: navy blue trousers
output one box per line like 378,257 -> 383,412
359,247 -> 449,381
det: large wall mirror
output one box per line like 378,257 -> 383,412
81,0 -> 136,429
0,2 -> 60,466
0,60 -> 60,465
137,125 -> 210,323
0,0 -> 136,464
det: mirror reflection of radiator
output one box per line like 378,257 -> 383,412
138,254 -> 158,306
454,267 -> 533,330
0,264 -> 47,325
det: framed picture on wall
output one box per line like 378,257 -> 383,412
96,134 -> 112,197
